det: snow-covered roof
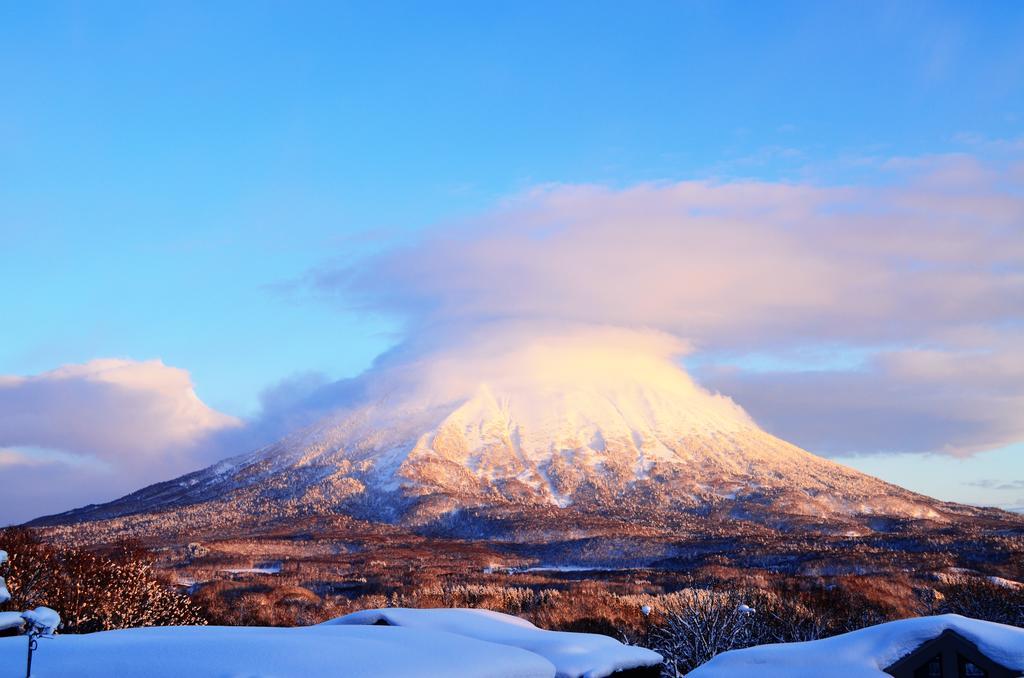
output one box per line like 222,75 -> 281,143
325,607 -> 663,678
687,614 -> 1024,678
0,624 -> 556,678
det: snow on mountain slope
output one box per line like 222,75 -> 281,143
38,326 -> 972,529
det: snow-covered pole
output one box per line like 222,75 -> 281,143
21,607 -> 60,678
25,632 -> 36,678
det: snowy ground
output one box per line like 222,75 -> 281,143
326,607 -> 662,678
0,624 -> 556,678
220,563 -> 282,575
687,614 -> 1024,678
0,607 -> 661,678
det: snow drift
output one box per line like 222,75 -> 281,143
0,624 -> 556,678
326,607 -> 663,678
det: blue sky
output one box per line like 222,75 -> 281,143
1,1 -> 1023,520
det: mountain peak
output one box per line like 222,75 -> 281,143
37,324 -> 989,535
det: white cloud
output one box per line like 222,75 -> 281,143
0,359 -> 240,524
697,342 -> 1024,457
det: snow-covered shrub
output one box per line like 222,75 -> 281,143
0,528 -> 206,633
20,606 -> 60,635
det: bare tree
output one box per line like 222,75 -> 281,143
651,589 -> 756,676
935,576 -> 1024,627
1,528 -> 205,634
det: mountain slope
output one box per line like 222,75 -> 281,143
35,326 -> 996,536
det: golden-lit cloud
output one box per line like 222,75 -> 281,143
309,154 -> 1024,457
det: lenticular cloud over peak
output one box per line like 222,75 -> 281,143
326,172 -> 1022,350
311,160 -> 1024,458
331,322 -> 752,430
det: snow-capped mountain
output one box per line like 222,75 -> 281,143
40,326 -> 991,534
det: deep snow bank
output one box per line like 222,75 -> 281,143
0,624 -> 556,678
687,614 -> 1024,678
326,607 -> 663,678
